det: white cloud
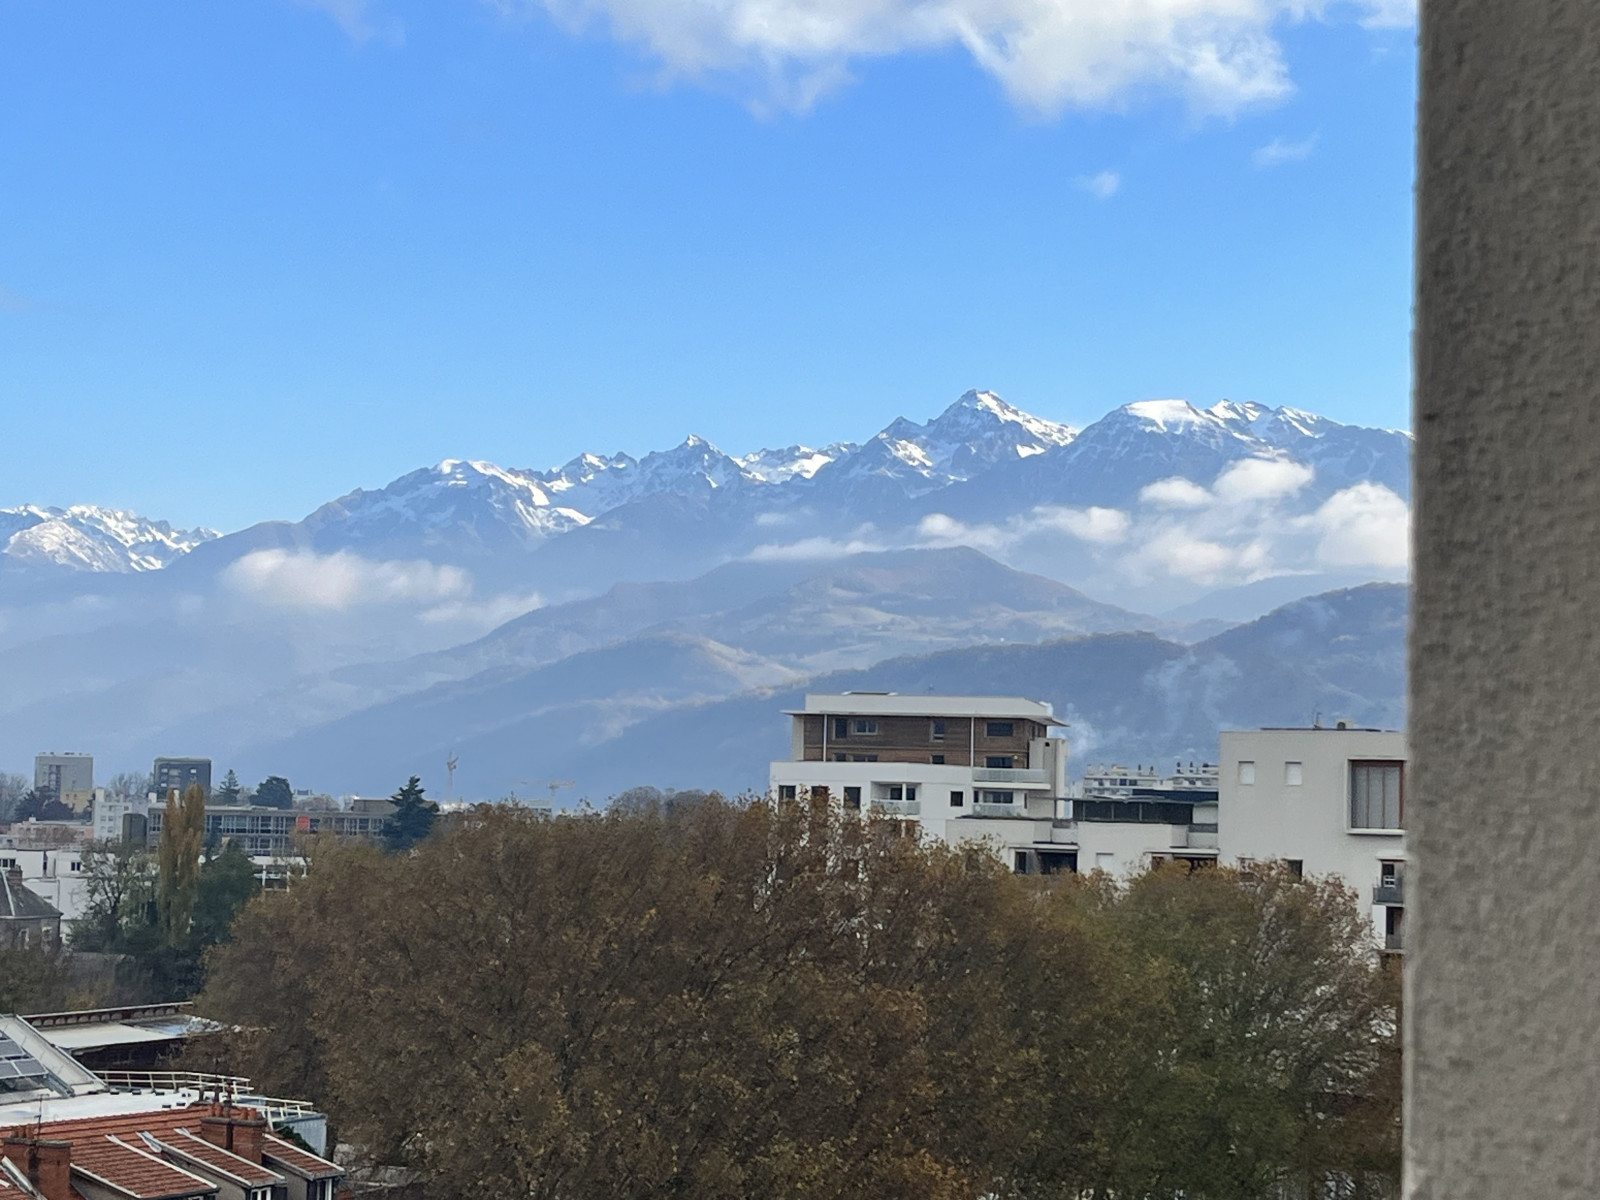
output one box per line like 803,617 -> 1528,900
918,505 -> 1128,553
1032,506 -> 1130,544
1253,133 -> 1318,166
473,0 -> 1410,115
1211,457 -> 1313,503
744,534 -> 886,561
1140,477 -> 1212,509
1079,170 -> 1121,199
1308,481 -> 1409,568
223,549 -> 471,610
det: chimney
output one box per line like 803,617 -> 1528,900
4,865 -> 21,891
3,1137 -> 73,1200
199,1108 -> 267,1165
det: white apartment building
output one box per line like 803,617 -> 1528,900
1218,725 -> 1407,951
92,789 -> 150,843
768,695 -> 1220,876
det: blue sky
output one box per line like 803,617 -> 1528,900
0,0 -> 1416,532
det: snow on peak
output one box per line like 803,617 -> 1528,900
1120,399 -> 1210,431
0,505 -> 219,573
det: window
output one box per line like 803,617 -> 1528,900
1284,761 -> 1303,786
833,753 -> 847,762
851,718 -> 879,735
904,786 -> 917,802
981,790 -> 1015,805
1286,859 -> 1304,878
851,754 -> 878,762
69,861 -> 81,872
985,756 -> 1014,769
887,785 -> 903,801
949,790 -> 964,807
0,858 -> 14,870
1351,760 -> 1404,829
1380,860 -> 1401,885
843,786 -> 861,811
986,721 -> 1014,737
1238,760 -> 1256,785
1013,851 -> 1030,874
930,719 -> 946,742
778,785 -> 796,801
930,754 -> 945,764
833,717 -> 849,738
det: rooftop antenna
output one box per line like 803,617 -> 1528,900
1312,710 -> 1323,729
445,754 -> 458,804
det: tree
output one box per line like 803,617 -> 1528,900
157,784 -> 206,947
253,776 -> 293,810
189,841 -> 260,947
0,772 -> 28,821
216,769 -> 242,805
72,840 -> 157,952
383,776 -> 437,851
105,771 -> 152,803
199,801 -> 1400,1200
0,946 -> 74,1012
15,788 -> 73,822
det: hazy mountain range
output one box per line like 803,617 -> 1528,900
0,390 -> 1411,799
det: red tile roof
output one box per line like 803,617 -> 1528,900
261,1136 -> 341,1180
69,1135 -> 211,1199
0,1105 -> 339,1198
159,1132 -> 278,1189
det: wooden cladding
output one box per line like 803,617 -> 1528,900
797,714 -> 1046,764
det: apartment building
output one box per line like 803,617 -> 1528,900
1218,725 -> 1407,951
152,759 -> 212,799
146,798 -> 395,860
770,694 -> 1221,875
33,755 -> 93,814
0,866 -> 61,950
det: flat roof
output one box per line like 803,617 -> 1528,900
786,694 -> 1059,722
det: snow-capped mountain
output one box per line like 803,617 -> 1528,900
811,389 -> 1077,494
3,389 -> 1411,584
0,506 -> 218,573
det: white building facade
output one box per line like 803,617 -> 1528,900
1217,726 -> 1406,950
768,695 -> 1220,877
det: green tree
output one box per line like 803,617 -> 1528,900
190,842 -> 260,947
216,769 -> 242,805
253,775 -> 293,809
15,788 -> 73,822
383,776 -> 437,851
0,772 -> 29,821
72,840 -> 157,952
157,784 -> 206,947
0,946 -> 74,1012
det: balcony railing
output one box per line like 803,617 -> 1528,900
1383,932 -> 1404,953
1373,879 -> 1405,905
1183,825 -> 1220,850
98,1071 -> 318,1123
870,798 -> 921,817
971,767 -> 1049,786
972,801 -> 1024,817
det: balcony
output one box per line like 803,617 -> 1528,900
971,767 -> 1049,786
972,801 -> 1023,817
1183,824 -> 1219,850
1384,932 -> 1404,953
870,798 -> 921,817
1373,878 -> 1405,905
1049,818 -> 1078,844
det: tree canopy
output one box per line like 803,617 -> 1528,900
200,796 -> 1399,1200
383,775 -> 438,852
253,775 -> 293,809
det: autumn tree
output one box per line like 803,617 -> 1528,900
157,783 -> 206,947
199,800 -> 1400,1200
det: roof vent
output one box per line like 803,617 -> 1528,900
1336,719 -> 1349,730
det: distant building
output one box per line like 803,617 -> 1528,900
92,790 -> 149,844
0,837 -> 88,926
1218,725 -> 1408,952
33,754 -> 94,813
146,798 -> 395,860
0,865 -> 61,950
152,757 -> 211,799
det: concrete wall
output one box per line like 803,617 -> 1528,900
1408,0 -> 1600,1194
1218,728 -> 1405,939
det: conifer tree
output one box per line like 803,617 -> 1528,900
384,775 -> 438,851
217,769 -> 242,804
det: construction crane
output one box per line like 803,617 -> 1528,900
446,754 -> 458,803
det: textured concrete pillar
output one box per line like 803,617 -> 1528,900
1409,0 -> 1600,1196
